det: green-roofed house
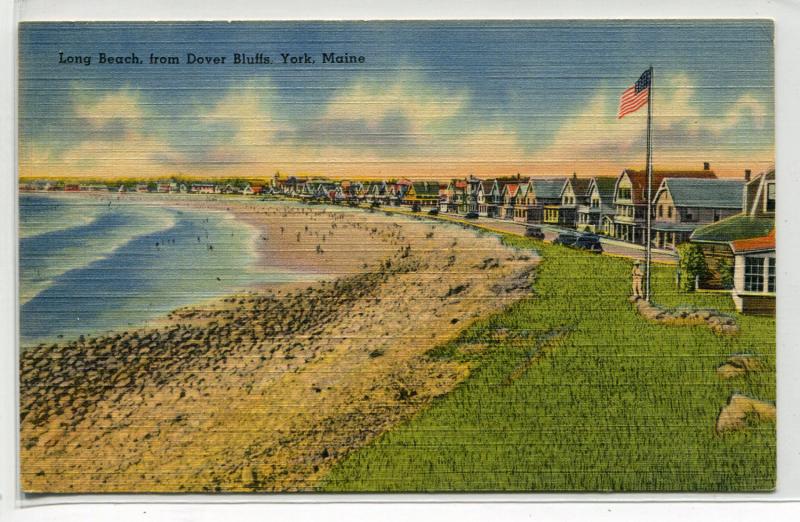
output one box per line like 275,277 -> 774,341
402,181 -> 441,208
652,177 -> 746,249
689,169 -> 775,290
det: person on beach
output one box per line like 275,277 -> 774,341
632,260 -> 644,299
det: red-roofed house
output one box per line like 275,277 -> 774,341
730,228 -> 775,315
612,164 -> 717,244
501,183 -> 521,220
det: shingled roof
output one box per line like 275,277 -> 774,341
530,178 -> 568,200
411,181 -> 440,196
592,176 -> 618,201
690,215 -> 774,243
730,229 -> 775,254
622,169 -> 717,204
659,178 -> 745,209
566,177 -> 592,197
503,183 -> 520,198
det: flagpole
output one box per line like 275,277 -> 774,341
644,66 -> 654,302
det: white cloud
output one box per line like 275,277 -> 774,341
321,74 -> 469,136
529,74 -> 772,175
20,73 -> 773,180
72,88 -> 146,128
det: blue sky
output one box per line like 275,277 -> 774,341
18,20 -> 774,179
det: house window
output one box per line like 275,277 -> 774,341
744,257 -> 765,292
658,205 -> 663,218
618,187 -> 631,200
768,257 -> 776,293
713,210 -> 721,222
766,182 -> 775,212
667,207 -> 672,218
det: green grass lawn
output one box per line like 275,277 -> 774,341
321,236 -> 776,492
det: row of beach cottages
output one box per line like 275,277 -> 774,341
437,163 -> 772,251
271,176 -> 445,207
269,164 -> 771,254
114,182 -> 265,195
22,181 -> 267,195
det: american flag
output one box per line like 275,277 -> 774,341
617,69 -> 651,119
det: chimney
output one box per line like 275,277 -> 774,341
573,172 -> 577,180
516,172 -> 520,180
703,162 -> 710,171
744,169 -> 751,182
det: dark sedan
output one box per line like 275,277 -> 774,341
552,231 -> 579,246
524,225 -> 545,240
574,233 -> 603,253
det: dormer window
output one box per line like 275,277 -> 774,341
766,182 -> 775,212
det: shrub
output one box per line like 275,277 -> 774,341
677,243 -> 708,292
718,257 -> 734,290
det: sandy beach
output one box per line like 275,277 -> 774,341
20,196 -> 538,492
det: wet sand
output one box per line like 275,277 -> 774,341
20,197 -> 538,492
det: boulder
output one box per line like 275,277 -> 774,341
716,394 -> 776,434
716,354 -> 762,379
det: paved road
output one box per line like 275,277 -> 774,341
395,209 -> 679,265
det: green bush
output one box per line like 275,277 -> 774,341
718,257 -> 734,290
677,243 -> 709,292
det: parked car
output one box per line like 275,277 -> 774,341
552,231 -> 579,246
574,233 -> 603,253
465,211 -> 479,219
412,203 -> 421,212
428,208 -> 439,216
524,225 -> 545,240
370,201 -> 381,208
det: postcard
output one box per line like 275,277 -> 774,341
17,20 -> 775,493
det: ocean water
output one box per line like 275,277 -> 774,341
19,194 -> 317,346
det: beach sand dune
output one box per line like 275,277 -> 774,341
20,199 -> 538,492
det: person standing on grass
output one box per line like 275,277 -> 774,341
632,260 -> 644,299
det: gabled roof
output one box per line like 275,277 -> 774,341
530,178 -> 568,200
503,183 -> 520,198
621,169 -> 717,204
411,181 -> 440,196
592,176 -> 618,200
730,228 -> 775,254
659,178 -> 745,208
564,177 -> 592,197
690,214 -> 774,243
491,179 -> 518,195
